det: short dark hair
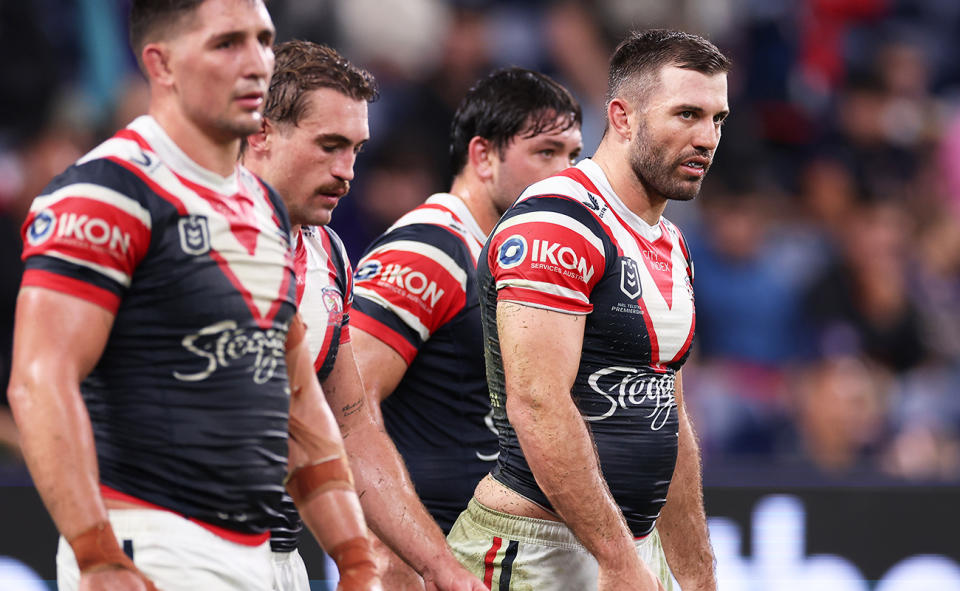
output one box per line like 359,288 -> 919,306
450,67 -> 582,176
606,29 -> 731,108
129,0 -> 207,68
264,40 -> 378,127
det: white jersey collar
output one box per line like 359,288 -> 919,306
425,192 -> 488,244
128,115 -> 241,195
577,158 -> 664,241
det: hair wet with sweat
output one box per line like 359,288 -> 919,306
264,39 -> 378,128
449,67 -> 582,176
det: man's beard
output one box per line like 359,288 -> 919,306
629,122 -> 710,202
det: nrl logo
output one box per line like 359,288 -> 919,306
620,257 -> 642,299
178,215 -> 210,255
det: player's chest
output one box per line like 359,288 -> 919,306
586,232 -> 695,364
143,194 -> 295,321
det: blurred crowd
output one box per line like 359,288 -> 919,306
2,0 -> 960,484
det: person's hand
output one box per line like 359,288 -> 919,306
79,567 -> 158,591
422,558 -> 487,591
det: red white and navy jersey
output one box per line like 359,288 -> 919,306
20,115 -> 297,538
296,225 -> 352,380
271,224 -> 352,552
479,159 -> 695,537
352,193 -> 498,531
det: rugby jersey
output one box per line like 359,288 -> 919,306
20,115 -> 297,537
479,158 -> 695,537
271,224 -> 352,552
352,193 -> 497,531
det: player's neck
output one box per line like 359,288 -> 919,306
150,105 -> 242,178
592,143 -> 666,226
449,175 -> 499,236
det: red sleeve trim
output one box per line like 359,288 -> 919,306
21,269 -> 121,314
350,310 -> 417,365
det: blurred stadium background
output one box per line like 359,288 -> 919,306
1,0 -> 959,588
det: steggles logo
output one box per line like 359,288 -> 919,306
173,320 -> 286,384
583,367 -> 676,429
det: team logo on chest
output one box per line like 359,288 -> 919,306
620,257 -> 642,299
178,214 -> 211,255
321,286 -> 344,326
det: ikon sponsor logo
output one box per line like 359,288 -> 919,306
173,319 -> 286,384
497,235 -> 527,269
355,259 -> 381,281
583,366 -> 676,429
45,212 -> 133,254
531,239 -> 595,282
366,262 -> 445,307
26,209 -> 57,246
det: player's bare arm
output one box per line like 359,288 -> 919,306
284,323 -> 382,591
349,328 -> 409,422
8,288 -> 157,591
496,301 -> 663,591
323,340 -> 486,591
657,372 -> 717,591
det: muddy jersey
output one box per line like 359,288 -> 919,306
479,159 -> 695,537
352,193 -> 497,531
20,115 -> 297,537
271,224 -> 352,552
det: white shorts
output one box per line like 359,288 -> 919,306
447,498 -> 674,591
57,509 -> 273,591
271,549 -> 310,591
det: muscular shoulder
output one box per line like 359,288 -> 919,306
493,179 -> 611,263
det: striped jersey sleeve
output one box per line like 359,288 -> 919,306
20,158 -> 153,313
325,226 -> 354,343
486,195 -> 609,314
352,224 -> 470,364
294,224 -> 353,381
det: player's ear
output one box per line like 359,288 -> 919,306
468,136 -> 496,181
607,97 -> 634,143
245,119 -> 272,154
142,42 -> 173,87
